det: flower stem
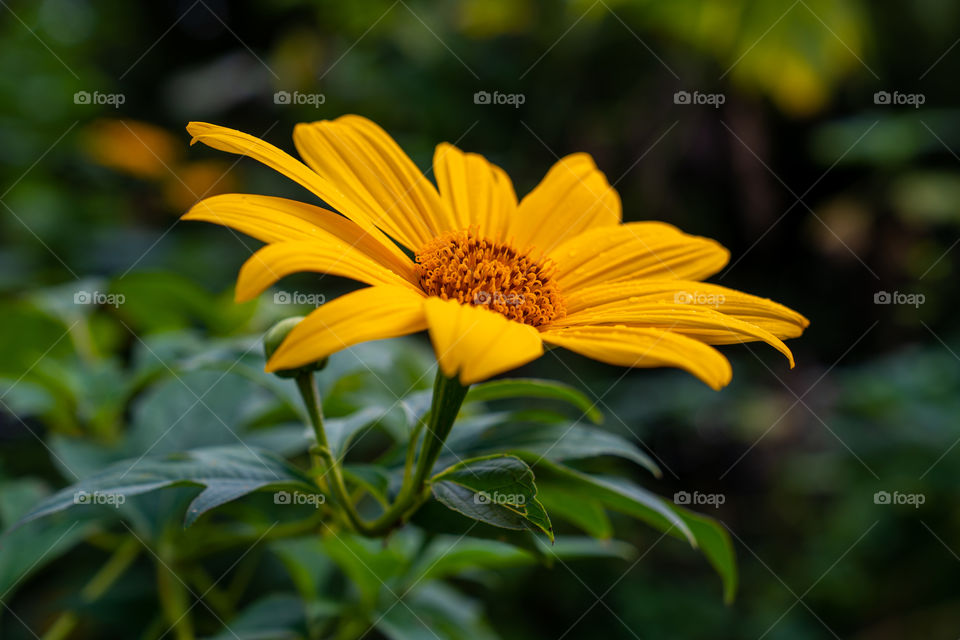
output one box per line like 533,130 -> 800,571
410,372 -> 469,492
156,543 -> 194,640
295,372 -> 371,535
294,369 -> 468,538
41,537 -> 140,640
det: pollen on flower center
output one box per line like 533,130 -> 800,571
415,229 -> 565,327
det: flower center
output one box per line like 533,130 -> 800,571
415,229 -> 565,327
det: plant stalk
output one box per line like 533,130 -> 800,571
41,537 -> 141,640
294,369 -> 468,537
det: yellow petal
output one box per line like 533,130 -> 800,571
186,122 -> 410,267
236,241 -> 420,302
267,286 -> 427,372
423,298 -> 544,385
549,223 -> 730,291
510,153 -> 621,252
562,280 -> 809,339
293,116 -> 453,251
184,194 -> 417,282
541,326 -> 733,390
433,142 -> 517,241
552,304 -> 795,367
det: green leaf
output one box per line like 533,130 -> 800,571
319,532 -> 411,608
14,446 -> 319,528
0,479 -> 97,598
324,405 -> 392,458
126,370 -> 277,456
532,460 -> 737,600
109,271 -> 255,335
536,484 -> 613,538
673,506 -> 738,604
269,538 -> 341,630
466,378 -> 602,424
532,460 -> 694,544
409,535 -> 632,583
400,389 -> 433,430
376,582 -> 497,640
204,593 -> 308,640
0,378 -> 55,417
409,537 -> 533,582
343,464 -> 393,506
447,420 -> 661,477
431,454 -> 553,541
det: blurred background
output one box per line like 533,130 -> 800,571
2,0 -> 959,637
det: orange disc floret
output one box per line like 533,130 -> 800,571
416,229 -> 566,327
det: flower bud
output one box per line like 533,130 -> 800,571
263,316 -> 327,378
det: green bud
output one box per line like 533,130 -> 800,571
263,316 -> 327,378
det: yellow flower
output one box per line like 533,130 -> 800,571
183,116 -> 808,388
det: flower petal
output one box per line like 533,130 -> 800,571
552,304 -> 795,367
423,298 -> 544,385
294,116 -> 453,250
541,326 -> 733,390
562,280 -> 809,339
549,222 -> 730,291
184,193 -> 417,281
236,241 -> 421,302
266,286 -> 427,372
186,122 -> 410,266
433,142 -> 518,241
510,153 -> 621,252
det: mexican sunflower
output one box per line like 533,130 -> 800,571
183,116 -> 808,388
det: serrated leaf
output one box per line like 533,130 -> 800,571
532,460 -> 737,600
447,420 -> 660,477
14,446 -> 318,528
532,460 -> 694,544
431,455 -> 553,540
466,378 -> 602,424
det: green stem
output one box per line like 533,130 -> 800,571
295,373 -> 374,535
403,418 -> 426,486
156,555 -> 194,640
410,372 -> 469,492
42,538 -> 141,640
356,371 -> 468,536
294,369 -> 468,538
